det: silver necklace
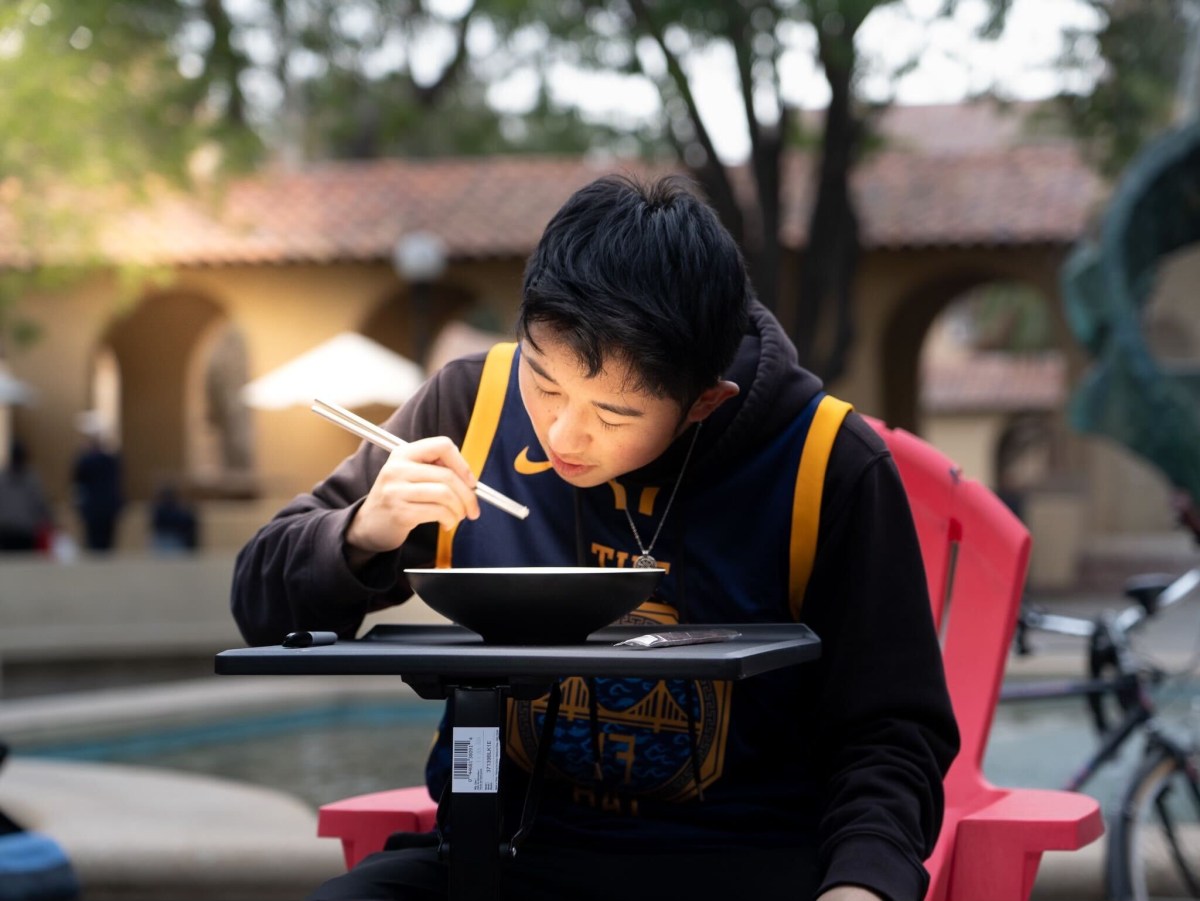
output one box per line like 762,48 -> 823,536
622,424 -> 701,569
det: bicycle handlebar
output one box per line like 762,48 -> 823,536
1149,567 -> 1200,613
1019,608 -> 1096,637
1007,563 -> 1199,765
1019,567 -> 1200,641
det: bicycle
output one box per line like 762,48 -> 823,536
1005,566 -> 1200,901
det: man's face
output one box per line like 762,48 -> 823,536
517,323 -> 689,489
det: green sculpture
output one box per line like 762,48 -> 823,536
1060,120 -> 1200,505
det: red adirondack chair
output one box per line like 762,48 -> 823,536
317,417 -> 1104,899
866,417 -> 1103,901
319,785 -> 438,870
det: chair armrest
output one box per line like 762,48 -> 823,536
946,788 -> 1104,901
318,786 -> 438,870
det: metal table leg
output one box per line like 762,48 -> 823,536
447,685 -> 504,901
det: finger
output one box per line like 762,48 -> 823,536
387,478 -> 476,525
351,484 -> 465,553
383,460 -> 479,522
379,495 -> 460,534
390,440 -> 481,520
405,437 -> 479,489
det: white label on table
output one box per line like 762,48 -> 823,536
451,726 -> 501,793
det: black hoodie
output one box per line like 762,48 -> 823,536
231,302 -> 959,900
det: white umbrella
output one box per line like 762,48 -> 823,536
0,366 -> 34,405
241,332 -> 425,411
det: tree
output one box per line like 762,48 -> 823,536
0,1 -> 640,357
0,2 -> 236,367
1055,0 -> 1193,178
182,0 -> 657,161
480,0 -> 1017,381
0,0 -> 264,357
4,0 -> 1037,385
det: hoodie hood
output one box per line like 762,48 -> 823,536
698,300 -> 824,472
686,299 -> 825,479
622,301 -> 824,484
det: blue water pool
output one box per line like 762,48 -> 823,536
13,700 -> 444,808
13,681 -> 1195,813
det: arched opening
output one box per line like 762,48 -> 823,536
880,270 -> 993,434
361,281 -> 481,369
89,347 -> 122,447
916,279 -> 1063,488
994,412 -> 1058,521
99,291 -> 236,501
912,277 -> 1093,590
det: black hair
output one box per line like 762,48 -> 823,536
517,173 -> 750,409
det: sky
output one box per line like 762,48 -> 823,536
482,0 -> 1104,163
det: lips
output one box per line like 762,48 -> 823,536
550,452 -> 591,479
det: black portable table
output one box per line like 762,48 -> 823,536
216,623 -> 820,900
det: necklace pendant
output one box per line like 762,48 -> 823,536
633,554 -> 658,569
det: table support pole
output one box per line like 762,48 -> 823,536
448,685 -> 505,901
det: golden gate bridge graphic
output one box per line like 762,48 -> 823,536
508,675 -> 732,801
533,676 -> 698,734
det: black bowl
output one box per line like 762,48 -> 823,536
404,567 -> 664,644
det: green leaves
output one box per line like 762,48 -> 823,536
1054,0 -> 1187,178
0,1 -> 223,188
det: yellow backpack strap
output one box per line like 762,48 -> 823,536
436,342 -> 519,568
788,394 -> 854,619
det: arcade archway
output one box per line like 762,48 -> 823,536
98,291 -> 250,500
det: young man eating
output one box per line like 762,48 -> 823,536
232,173 -> 959,901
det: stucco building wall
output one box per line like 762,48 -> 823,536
6,214 -> 1194,583
8,257 -> 527,515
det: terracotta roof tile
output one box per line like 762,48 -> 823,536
106,155 -> 628,267
2,106 -> 1107,268
779,145 -> 1103,248
921,352 -> 1067,412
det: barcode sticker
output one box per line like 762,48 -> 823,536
451,726 -> 500,793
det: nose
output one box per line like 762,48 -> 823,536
546,407 -> 590,459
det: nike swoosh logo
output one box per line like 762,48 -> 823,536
514,446 -> 554,475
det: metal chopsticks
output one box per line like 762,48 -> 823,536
310,398 -> 530,520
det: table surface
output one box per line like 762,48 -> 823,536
215,622 -> 820,682
219,621 -> 822,899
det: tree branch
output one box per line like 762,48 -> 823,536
795,8 -> 867,378
625,0 -> 745,247
202,0 -> 250,127
723,3 -> 785,310
414,1 -> 479,107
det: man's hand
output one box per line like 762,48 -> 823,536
345,436 -> 481,566
818,886 -> 885,901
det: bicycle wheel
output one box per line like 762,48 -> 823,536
1112,747 -> 1200,900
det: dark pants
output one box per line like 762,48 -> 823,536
81,515 -> 117,551
308,839 -> 820,901
0,528 -> 37,551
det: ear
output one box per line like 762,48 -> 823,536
684,380 -> 740,424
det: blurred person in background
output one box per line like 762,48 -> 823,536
149,481 -> 199,554
71,413 -> 124,553
0,439 -> 54,552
